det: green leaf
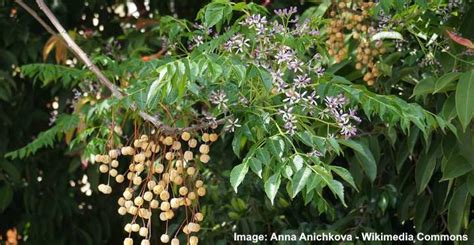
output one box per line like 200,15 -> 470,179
468,173 -> 474,196
415,148 -> 438,194
0,185 -> 13,212
266,136 -> 285,160
448,184 -> 470,234
232,130 -> 244,157
204,4 -> 225,27
442,155 -> 472,180
248,157 -> 263,178
264,174 -> 281,205
203,2 -> 232,30
412,77 -> 435,97
146,66 -> 167,105
312,0 -> 331,17
256,148 -> 271,165
0,161 -> 20,183
339,139 -> 377,182
455,71 -> 474,131
330,166 -> 358,191
230,163 -> 249,193
290,167 -> 312,198
291,155 -> 304,172
434,72 -> 461,93
414,194 -> 430,232
258,68 -> 272,92
327,179 -> 347,207
5,114 -> 80,159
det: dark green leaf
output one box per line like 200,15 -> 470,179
330,166 -> 358,191
455,71 -> 474,131
339,139 -> 377,182
448,184 -> 470,234
434,72 -> 461,93
442,155 -> 472,180
0,185 -> 13,211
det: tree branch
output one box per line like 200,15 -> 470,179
15,0 -> 55,35
17,0 -> 226,134
35,0 -> 122,98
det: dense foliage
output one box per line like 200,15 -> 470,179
1,0 -> 474,244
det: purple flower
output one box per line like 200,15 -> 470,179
270,20 -> 286,34
271,69 -> 285,83
340,123 -> 357,139
349,108 -> 362,123
275,46 -> 295,64
224,34 -> 250,53
315,66 -> 325,77
242,14 -> 268,34
309,29 -> 320,36
283,90 -> 305,105
278,105 -> 294,120
288,59 -> 304,73
274,7 -> 298,18
275,79 -> 288,93
278,106 -> 298,135
293,74 -> 311,88
304,91 -> 319,107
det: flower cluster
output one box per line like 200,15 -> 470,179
219,7 -> 361,139
322,94 -> 361,139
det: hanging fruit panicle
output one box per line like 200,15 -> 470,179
327,0 -> 385,86
95,130 -> 220,245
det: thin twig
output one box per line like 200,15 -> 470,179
15,0 -> 55,35
16,0 -> 226,133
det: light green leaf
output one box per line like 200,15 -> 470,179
266,136 -> 285,160
327,179 -> 347,207
248,157 -> 263,178
230,163 -> 249,193
291,167 -> 312,198
264,174 -> 281,205
146,66 -> 167,105
291,155 -> 304,172
456,71 -> 474,131
204,4 -> 225,27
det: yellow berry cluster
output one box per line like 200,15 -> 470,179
326,0 -> 385,85
95,131 -> 219,245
